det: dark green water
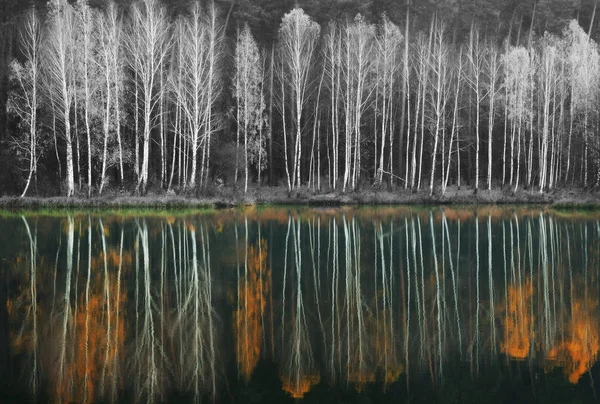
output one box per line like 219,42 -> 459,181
1,206 -> 599,403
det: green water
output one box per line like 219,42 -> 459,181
0,206 -> 599,403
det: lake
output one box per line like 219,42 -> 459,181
0,206 -> 599,403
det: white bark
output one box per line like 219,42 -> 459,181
277,8 -> 320,190
127,0 -> 170,194
45,0 -> 76,197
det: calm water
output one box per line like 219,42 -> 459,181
0,206 -> 599,403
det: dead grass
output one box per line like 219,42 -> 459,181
1,184 -> 600,213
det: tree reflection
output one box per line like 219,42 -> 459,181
548,297 -> 600,383
501,279 -> 533,360
279,216 -> 320,398
234,222 -> 271,383
5,208 -> 600,401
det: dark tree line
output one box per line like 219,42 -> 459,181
1,0 -> 600,196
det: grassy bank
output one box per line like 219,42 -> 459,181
1,185 -> 600,212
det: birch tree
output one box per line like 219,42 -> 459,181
442,48 -> 463,195
466,26 -> 484,193
427,20 -> 450,196
537,34 -> 561,192
170,2 -> 222,190
234,24 -> 265,193
173,3 -> 209,189
343,14 -> 375,191
97,1 -> 124,193
502,46 -> 534,192
484,42 -> 502,191
323,21 -> 342,189
199,2 -> 222,188
45,0 -> 76,197
7,7 -> 42,197
374,15 -> 402,185
75,0 -> 97,197
409,32 -> 432,190
564,20 -> 600,186
277,8 -> 320,191
127,0 -> 170,194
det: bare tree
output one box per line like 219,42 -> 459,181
466,26 -> 485,193
565,20 -> 600,186
375,15 -> 402,185
502,46 -> 534,192
234,24 -> 265,193
7,7 -> 42,197
442,47 -> 464,196
427,20 -> 450,196
200,2 -> 222,188
343,15 -> 375,191
537,34 -> 561,192
409,32 -> 432,190
97,1 -> 124,194
127,0 -> 171,194
174,3 -> 209,189
323,22 -> 342,189
484,41 -> 502,191
277,8 -> 320,192
75,0 -> 97,197
44,0 -> 76,197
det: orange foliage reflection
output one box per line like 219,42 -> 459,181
501,279 -> 534,360
548,299 -> 600,384
281,374 -> 320,398
234,238 -> 271,383
53,272 -> 126,403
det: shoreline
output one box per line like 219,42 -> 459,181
1,186 -> 599,210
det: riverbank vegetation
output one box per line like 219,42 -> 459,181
2,186 -> 600,213
2,0 -> 600,198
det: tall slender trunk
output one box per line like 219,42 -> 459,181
487,50 -> 497,191
83,12 -> 92,198
399,1 -> 410,187
269,45 -> 274,185
135,72 -> 140,183
100,51 -> 111,195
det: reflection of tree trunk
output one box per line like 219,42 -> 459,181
21,216 -> 38,393
0,239 -> 8,396
84,216 -> 92,402
410,218 -> 422,364
201,224 -> 216,397
191,222 -> 202,399
58,216 -> 74,399
309,218 -> 327,357
134,220 -> 160,401
443,213 -> 462,356
330,217 -> 341,381
99,218 -> 110,397
429,211 -> 443,378
474,214 -> 480,375
281,216 -> 291,354
502,220 -> 508,362
280,216 -> 319,398
112,227 -> 124,403
487,216 -> 496,354
404,218 -> 411,389
416,217 -> 428,371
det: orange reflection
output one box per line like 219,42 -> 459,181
502,279 -> 533,360
52,271 -> 126,403
91,248 -> 133,271
234,238 -> 271,383
281,374 -> 320,398
548,298 -> 600,384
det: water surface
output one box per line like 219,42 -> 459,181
1,206 -> 599,403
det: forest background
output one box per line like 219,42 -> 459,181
1,0 -> 600,200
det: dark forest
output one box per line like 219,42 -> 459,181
1,0 -> 599,197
